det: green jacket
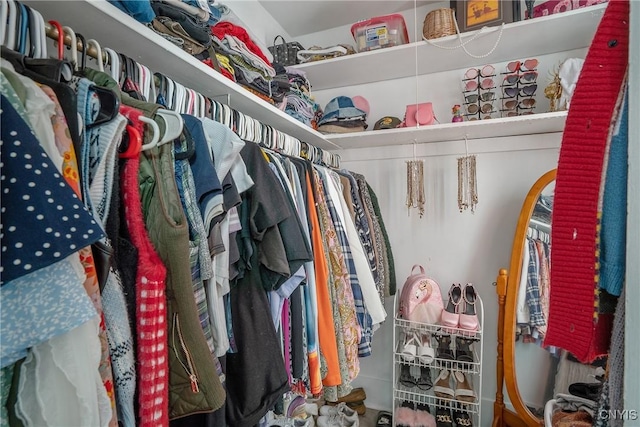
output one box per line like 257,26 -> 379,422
83,69 -> 226,418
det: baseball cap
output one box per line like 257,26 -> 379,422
373,116 -> 402,130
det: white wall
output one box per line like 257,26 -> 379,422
340,138 -> 560,426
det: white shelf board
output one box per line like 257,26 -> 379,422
326,111 -> 568,149
294,3 -> 607,91
26,0 -> 339,150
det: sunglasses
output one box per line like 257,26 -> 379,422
464,64 -> 495,80
506,58 -> 539,73
503,98 -> 536,110
503,84 -> 537,98
503,111 -> 535,117
466,103 -> 494,115
502,71 -> 538,86
465,78 -> 495,91
465,92 -> 495,103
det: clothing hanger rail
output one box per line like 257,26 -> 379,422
32,2 -> 340,167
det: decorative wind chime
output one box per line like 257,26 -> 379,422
457,137 -> 478,213
406,143 -> 425,217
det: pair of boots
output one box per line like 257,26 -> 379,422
395,402 -> 435,427
325,387 -> 366,415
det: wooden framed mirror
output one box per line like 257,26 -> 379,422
492,169 -> 556,427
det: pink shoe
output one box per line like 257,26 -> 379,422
395,406 -> 416,427
440,284 -> 462,328
414,405 -> 436,427
458,284 -> 479,333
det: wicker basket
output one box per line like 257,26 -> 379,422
423,8 -> 457,40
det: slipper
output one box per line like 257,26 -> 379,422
433,369 -> 454,399
398,363 -> 417,388
416,366 -> 433,391
453,371 -> 476,403
435,407 -> 454,427
453,410 -> 473,427
415,404 -> 436,427
375,410 -> 393,427
395,407 -> 416,427
416,332 -> 435,365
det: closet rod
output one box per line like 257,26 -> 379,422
44,22 -> 109,64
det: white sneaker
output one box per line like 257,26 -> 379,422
319,402 -> 358,420
317,413 -> 359,427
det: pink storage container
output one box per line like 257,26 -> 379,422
350,14 -> 409,53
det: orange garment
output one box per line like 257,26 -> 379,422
306,172 -> 341,387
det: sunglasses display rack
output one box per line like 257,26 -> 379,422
500,59 -> 539,118
461,65 -> 497,121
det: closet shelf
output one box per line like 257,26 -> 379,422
26,0 -> 339,151
293,3 -> 606,91
326,111 -> 568,149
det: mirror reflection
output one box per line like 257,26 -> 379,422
504,176 -> 607,424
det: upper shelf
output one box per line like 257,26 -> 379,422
293,3 -> 607,91
324,111 -> 568,149
26,0 -> 340,150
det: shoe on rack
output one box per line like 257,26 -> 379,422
416,366 -> 433,391
433,370 -> 454,399
416,331 -> 435,365
452,371 -> 476,403
440,284 -> 462,329
458,284 -> 479,333
398,330 -> 419,363
452,410 -> 473,427
394,406 -> 416,427
398,363 -> 417,388
415,404 -> 436,427
435,407 -> 454,427
454,336 -> 476,370
434,334 -> 454,361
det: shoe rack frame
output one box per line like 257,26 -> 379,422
391,294 -> 484,426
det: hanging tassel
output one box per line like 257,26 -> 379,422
457,137 -> 478,213
406,142 -> 425,217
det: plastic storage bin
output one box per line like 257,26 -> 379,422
350,14 -> 409,52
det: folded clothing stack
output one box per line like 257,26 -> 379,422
317,96 -> 369,134
296,44 -> 356,63
211,21 -> 288,104
272,66 -> 323,128
148,0 -> 214,55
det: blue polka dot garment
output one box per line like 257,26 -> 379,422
0,95 -> 105,285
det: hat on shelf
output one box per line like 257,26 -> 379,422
318,96 -> 367,125
373,116 -> 402,130
351,95 -> 370,117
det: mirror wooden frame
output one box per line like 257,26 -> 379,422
492,168 -> 556,427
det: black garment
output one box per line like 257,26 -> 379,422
366,181 -> 397,296
237,142 -> 291,290
290,285 -> 304,379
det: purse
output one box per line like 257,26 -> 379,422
268,35 -> 305,66
398,265 -> 444,325
401,102 -> 436,127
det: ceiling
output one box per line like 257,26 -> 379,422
258,0 -> 432,37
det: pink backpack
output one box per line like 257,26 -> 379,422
398,265 -> 444,325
